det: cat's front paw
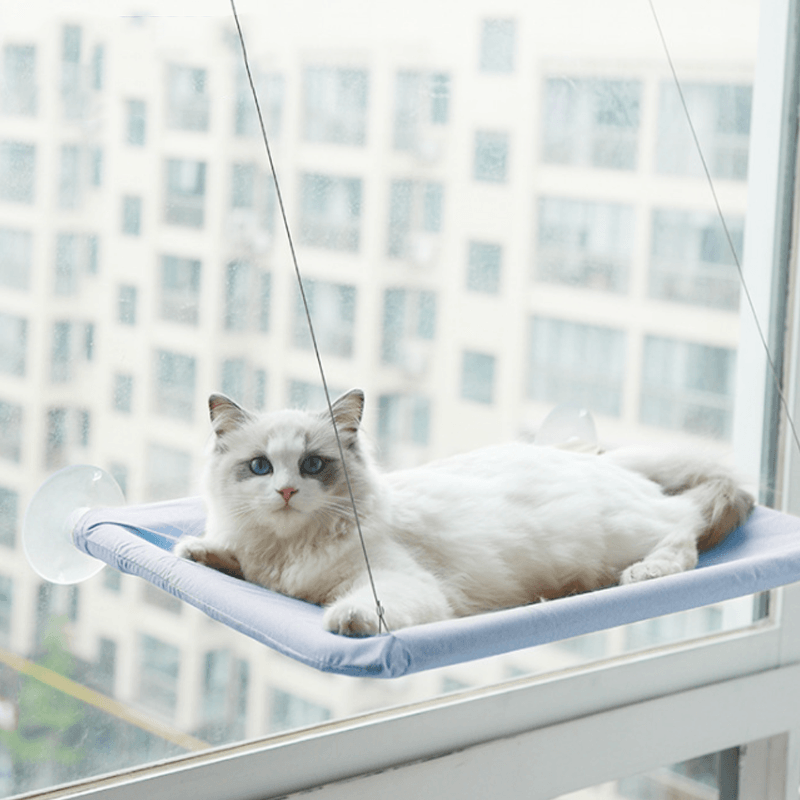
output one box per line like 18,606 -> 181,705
174,538 -> 244,579
323,601 -> 381,637
620,558 -> 684,584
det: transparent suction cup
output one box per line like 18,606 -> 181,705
535,404 -> 599,451
23,465 -> 125,584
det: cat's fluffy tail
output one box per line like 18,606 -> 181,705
601,447 -> 755,551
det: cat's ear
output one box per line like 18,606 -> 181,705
328,389 -> 364,439
209,394 -> 252,438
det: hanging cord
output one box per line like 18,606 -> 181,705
228,0 -> 388,634
648,0 -> 800,458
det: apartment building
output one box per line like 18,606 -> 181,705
0,0 -> 758,795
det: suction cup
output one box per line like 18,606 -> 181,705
23,465 -> 125,584
535,404 -> 599,451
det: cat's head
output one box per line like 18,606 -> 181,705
203,389 -> 372,539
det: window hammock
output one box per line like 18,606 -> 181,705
67,496 -> 800,678
23,0 -> 800,680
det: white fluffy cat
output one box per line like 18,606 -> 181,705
174,389 -> 754,636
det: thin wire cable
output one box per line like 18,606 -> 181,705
229,0 -> 388,634
648,0 -> 800,457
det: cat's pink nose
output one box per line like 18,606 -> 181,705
279,487 -> 298,503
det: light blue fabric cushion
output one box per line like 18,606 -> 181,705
74,501 -> 799,678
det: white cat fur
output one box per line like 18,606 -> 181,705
174,390 -> 754,636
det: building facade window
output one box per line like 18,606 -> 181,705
89,146 -> 103,186
122,195 -> 142,235
61,24 -> 85,119
649,209 -> 743,310
164,158 -> 206,228
221,359 -> 246,404
527,316 -> 627,417
166,64 -> 209,131
288,380 -> 346,412
54,233 -> 97,295
299,173 -> 361,251
656,82 -> 752,181
113,373 -> 133,413
220,361 -> 267,411
542,77 -> 641,170
473,131 -> 509,183
387,180 -> 443,261
45,406 -> 68,468
201,651 -> 249,742
479,19 -> 516,73
292,279 -> 356,358
0,227 -> 32,290
461,350 -> 496,405
118,284 -> 137,325
393,71 -> 450,152
145,443 -> 193,501
269,688 -> 330,733
234,66 -> 283,139
302,66 -> 368,146
536,197 -> 634,292
377,393 -> 431,448
160,255 -> 201,325
138,634 -> 181,719
58,144 -> 82,208
2,44 -> 37,116
223,261 -> 271,333
0,141 -> 35,203
640,336 -> 736,440
0,401 -> 22,462
0,487 -> 17,548
229,164 -> 277,245
153,350 -> 196,419
231,163 -> 255,209
50,321 -> 73,383
0,312 -> 26,376
126,99 -> 146,145
381,288 -> 436,370
467,241 -> 502,293
91,44 -> 104,91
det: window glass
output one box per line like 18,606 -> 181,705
467,241 -> 502,293
292,279 -> 356,358
0,1 -> 769,795
2,44 -> 37,116
164,158 -> 206,227
480,19 -> 516,73
166,64 -> 209,132
0,312 -> 26,376
122,195 -> 142,236
542,78 -> 641,170
536,197 -> 633,292
556,746 -> 739,799
656,83 -> 752,180
0,141 -> 35,203
473,130 -> 509,183
160,255 -> 201,325
303,66 -> 368,145
126,99 -> 146,146
0,227 -> 32,290
300,173 -> 361,250
461,350 -> 496,404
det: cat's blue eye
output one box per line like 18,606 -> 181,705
302,455 -> 325,475
249,456 -> 272,476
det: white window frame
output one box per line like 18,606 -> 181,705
39,1 -> 800,798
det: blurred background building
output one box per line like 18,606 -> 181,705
0,1 -> 758,796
